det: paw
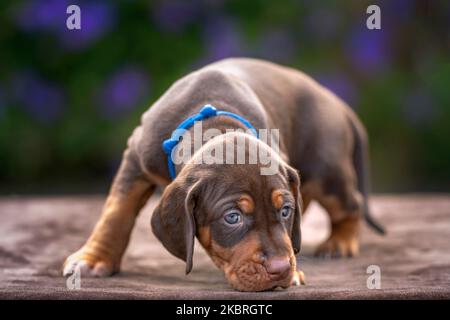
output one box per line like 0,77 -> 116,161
314,235 -> 359,258
63,248 -> 117,278
291,270 -> 306,286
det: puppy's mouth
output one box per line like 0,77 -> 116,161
223,259 -> 296,292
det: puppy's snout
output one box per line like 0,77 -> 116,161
264,257 -> 291,280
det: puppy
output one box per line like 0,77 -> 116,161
63,58 -> 384,291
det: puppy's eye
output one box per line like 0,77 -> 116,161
280,205 -> 293,219
224,211 -> 241,225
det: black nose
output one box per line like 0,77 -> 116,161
264,257 -> 291,280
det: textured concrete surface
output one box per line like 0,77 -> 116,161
0,194 -> 449,299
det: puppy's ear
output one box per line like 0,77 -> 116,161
151,178 -> 203,274
285,165 -> 302,254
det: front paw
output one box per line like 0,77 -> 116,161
63,247 -> 117,278
291,270 -> 306,286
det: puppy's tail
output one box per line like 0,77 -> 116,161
349,111 -> 386,235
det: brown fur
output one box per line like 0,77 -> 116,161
63,58 -> 380,291
206,233 -> 295,291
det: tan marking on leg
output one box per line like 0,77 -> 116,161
64,163 -> 155,277
304,172 -> 363,258
315,215 -> 361,258
314,188 -> 362,258
85,179 -> 154,265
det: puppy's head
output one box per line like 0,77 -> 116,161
151,133 -> 301,291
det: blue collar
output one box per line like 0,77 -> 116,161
162,104 -> 259,179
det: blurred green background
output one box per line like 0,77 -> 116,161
0,0 -> 449,194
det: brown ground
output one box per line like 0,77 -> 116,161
0,194 -> 449,299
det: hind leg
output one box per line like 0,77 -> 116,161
63,148 -> 156,277
314,161 -> 363,258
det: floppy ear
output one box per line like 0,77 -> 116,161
285,166 -> 302,254
151,178 -> 203,274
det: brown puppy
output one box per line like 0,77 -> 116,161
152,133 -> 303,291
63,58 -> 384,291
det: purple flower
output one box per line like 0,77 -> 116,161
59,1 -> 117,51
401,88 -> 437,128
257,29 -> 297,63
151,0 -> 200,33
201,16 -> 245,62
315,72 -> 358,107
98,66 -> 150,119
10,71 -> 65,124
14,0 -> 116,51
14,0 -> 69,32
344,26 -> 391,76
